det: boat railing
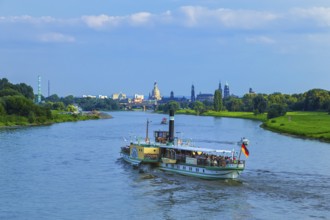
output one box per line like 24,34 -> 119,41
174,153 -> 244,168
175,138 -> 193,146
121,146 -> 130,154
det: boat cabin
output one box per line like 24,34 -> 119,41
154,131 -> 169,143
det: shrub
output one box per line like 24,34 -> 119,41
267,104 -> 287,119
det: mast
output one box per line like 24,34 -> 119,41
145,119 -> 150,142
169,110 -> 175,143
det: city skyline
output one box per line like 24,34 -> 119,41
1,1 -> 330,97
36,78 -> 239,99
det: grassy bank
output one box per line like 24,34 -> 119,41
176,109 -> 330,142
262,112 -> 330,142
176,109 -> 267,121
0,111 -> 110,128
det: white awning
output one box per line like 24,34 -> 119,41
159,144 -> 232,154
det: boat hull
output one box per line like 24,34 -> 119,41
159,163 -> 244,180
121,153 -> 159,166
122,153 -> 142,166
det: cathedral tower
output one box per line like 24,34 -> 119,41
191,84 -> 195,102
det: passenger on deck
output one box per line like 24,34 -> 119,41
206,156 -> 211,166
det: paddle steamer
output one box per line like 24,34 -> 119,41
121,110 -> 249,180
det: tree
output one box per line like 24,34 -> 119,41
163,101 -> 180,113
168,101 -> 180,112
2,95 -> 35,117
62,95 -> 74,106
242,93 -> 256,112
0,78 -> 34,100
15,83 -> 34,100
67,104 -> 78,113
193,101 -> 205,115
46,94 -> 60,103
304,89 -> 330,111
0,102 -> 6,116
213,89 -> 222,112
53,102 -> 65,111
253,95 -> 267,114
225,97 -> 243,112
0,88 -> 21,97
267,104 -> 287,119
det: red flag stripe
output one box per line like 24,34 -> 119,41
241,143 -> 249,158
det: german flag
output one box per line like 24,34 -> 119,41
241,143 -> 249,158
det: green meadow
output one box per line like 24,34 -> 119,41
177,109 -> 267,121
263,112 -> 330,142
176,110 -> 330,142
0,111 -> 102,128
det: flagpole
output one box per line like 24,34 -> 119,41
237,147 -> 242,168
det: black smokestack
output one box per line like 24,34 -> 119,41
169,110 -> 174,142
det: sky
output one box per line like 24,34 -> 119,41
1,0 -> 330,97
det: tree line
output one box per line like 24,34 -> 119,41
44,94 -> 120,111
159,88 -> 330,119
1,78 -> 120,125
0,78 -> 52,124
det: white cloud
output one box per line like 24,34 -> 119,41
1,6 -> 330,33
81,14 -> 123,29
179,6 -> 278,29
39,32 -> 75,43
129,12 -> 153,26
292,7 -> 330,27
81,13 -> 154,29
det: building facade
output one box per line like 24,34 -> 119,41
196,93 -> 214,102
150,82 -> 162,100
191,84 -> 196,102
224,82 -> 230,99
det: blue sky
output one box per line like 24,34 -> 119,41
1,0 -> 330,97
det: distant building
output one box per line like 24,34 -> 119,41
133,94 -> 144,103
224,82 -> 230,98
218,81 -> 223,98
159,91 -> 188,104
191,84 -> 196,102
249,88 -> 256,94
149,82 -> 162,100
170,91 -> 174,99
196,93 -> 214,102
83,95 -> 97,98
112,92 -> 126,100
98,95 -> 108,99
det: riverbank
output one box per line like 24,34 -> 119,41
176,109 -> 267,121
262,112 -> 330,143
176,109 -> 330,143
0,111 -> 112,128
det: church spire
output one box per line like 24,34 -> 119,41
191,84 -> 195,102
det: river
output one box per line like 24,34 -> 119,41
0,111 -> 329,220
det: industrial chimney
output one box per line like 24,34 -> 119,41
169,110 -> 175,142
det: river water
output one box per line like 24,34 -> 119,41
0,111 -> 329,220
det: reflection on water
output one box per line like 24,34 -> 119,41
1,111 -> 330,220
